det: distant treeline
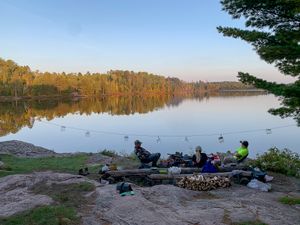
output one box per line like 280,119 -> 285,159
0,58 -> 254,98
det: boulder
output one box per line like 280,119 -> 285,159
0,140 -> 56,157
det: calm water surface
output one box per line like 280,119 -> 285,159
0,94 -> 299,157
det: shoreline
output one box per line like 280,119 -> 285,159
0,89 -> 266,102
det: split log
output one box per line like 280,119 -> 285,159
177,175 -> 232,191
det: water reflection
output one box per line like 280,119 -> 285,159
1,92 -> 299,156
0,92 -> 265,137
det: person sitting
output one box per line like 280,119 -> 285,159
192,146 -> 208,168
134,140 -> 161,169
223,141 -> 249,165
234,140 -> 249,163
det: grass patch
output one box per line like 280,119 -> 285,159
0,151 -> 139,178
2,181 -> 96,225
0,154 -> 90,178
75,182 -> 95,192
279,196 -> 300,205
31,182 -> 96,208
0,205 -> 79,225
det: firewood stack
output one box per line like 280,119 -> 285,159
177,175 -> 231,191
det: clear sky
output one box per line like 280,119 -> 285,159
0,0 -> 294,82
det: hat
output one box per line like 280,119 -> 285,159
240,140 -> 249,148
195,146 -> 202,152
134,140 -> 142,145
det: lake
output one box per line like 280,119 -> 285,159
0,93 -> 299,157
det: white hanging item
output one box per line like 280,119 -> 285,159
266,129 -> 272,134
85,131 -> 91,137
156,136 -> 161,143
218,134 -> 224,143
60,126 -> 66,132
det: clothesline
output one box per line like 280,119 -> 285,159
37,120 -> 296,140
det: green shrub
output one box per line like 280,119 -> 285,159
31,182 -> 95,208
127,151 -> 139,161
118,151 -> 139,161
252,148 -> 300,177
99,149 -> 119,157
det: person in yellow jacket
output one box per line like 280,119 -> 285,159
234,140 -> 249,163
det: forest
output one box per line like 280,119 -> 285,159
0,58 -> 254,99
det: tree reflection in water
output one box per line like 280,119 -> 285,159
0,92 -> 265,137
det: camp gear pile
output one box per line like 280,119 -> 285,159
159,152 -> 194,168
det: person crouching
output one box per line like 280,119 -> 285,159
134,140 -> 161,169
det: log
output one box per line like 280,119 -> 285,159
147,170 -> 252,180
219,164 -> 249,172
105,168 -> 202,178
105,166 -> 252,179
169,166 -> 248,174
148,174 -> 191,180
106,168 -> 159,177
179,168 -> 202,174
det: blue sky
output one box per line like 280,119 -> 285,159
0,0 -> 294,82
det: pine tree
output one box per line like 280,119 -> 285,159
217,0 -> 300,125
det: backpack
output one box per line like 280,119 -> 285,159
202,161 -> 218,173
251,168 -> 266,182
116,182 -> 133,194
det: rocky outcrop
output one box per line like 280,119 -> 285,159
0,140 -> 115,163
0,140 -> 57,157
81,183 -> 300,225
1,171 -> 299,224
0,172 -> 96,217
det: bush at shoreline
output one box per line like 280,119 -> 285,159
252,148 -> 300,177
